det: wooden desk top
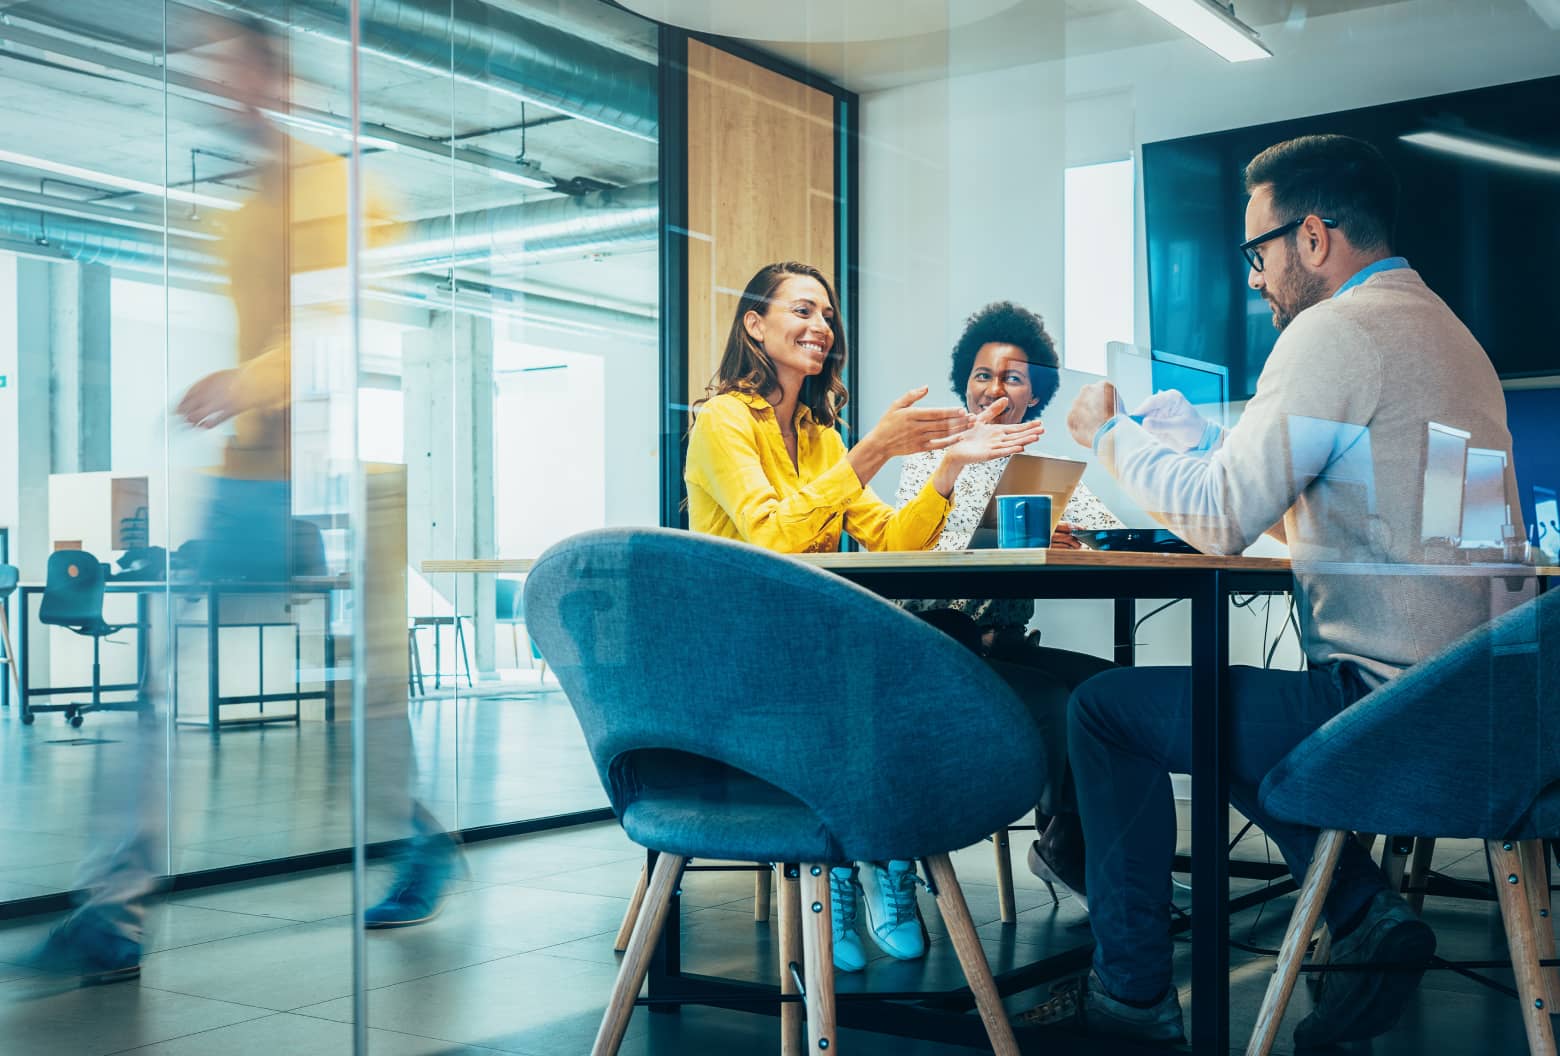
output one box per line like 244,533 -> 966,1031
421,553 -> 1558,579
795,548 -> 1292,573
420,550 -> 1290,575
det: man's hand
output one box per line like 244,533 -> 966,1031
1067,380 -> 1120,448
176,368 -> 244,430
1051,520 -> 1083,550
1130,389 -> 1213,453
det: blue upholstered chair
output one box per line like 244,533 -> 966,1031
525,528 -> 1048,1055
1247,585 -> 1560,1056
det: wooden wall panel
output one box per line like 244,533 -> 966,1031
685,41 -> 836,408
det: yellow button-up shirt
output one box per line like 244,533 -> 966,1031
685,391 -> 953,553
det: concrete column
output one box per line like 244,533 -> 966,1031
46,261 -> 112,474
403,309 -> 497,680
13,260 -> 55,580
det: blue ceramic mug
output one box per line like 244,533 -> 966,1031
997,495 -> 1051,549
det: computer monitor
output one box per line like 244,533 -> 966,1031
1103,342 -> 1229,427
1459,447 -> 1509,548
1420,421 -> 1469,544
1534,485 -> 1559,562
1152,350 -> 1228,428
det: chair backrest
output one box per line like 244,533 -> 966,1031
0,563 -> 18,599
1262,585 -> 1560,840
39,550 -> 107,628
524,528 -> 1049,862
495,578 -> 522,621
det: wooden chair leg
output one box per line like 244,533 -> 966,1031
1406,836 -> 1437,914
1246,829 -> 1346,1056
755,865 -> 773,923
614,861 -> 650,953
924,853 -> 1020,1056
778,864 -> 804,1056
798,864 -> 838,1055
592,852 -> 684,1056
1488,840 -> 1559,1056
1519,839 -> 1560,1010
0,605 -> 21,701
993,829 -> 1017,924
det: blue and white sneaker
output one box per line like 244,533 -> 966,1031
366,831 -> 461,929
857,860 -> 926,961
828,866 -> 867,973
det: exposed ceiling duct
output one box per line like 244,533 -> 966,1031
368,182 -> 658,274
203,0 -> 659,141
0,183 -> 658,286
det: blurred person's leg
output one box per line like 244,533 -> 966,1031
361,465 -> 456,928
32,595 -> 175,984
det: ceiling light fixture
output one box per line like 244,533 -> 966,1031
0,148 -> 241,211
261,109 -> 403,154
1132,0 -> 1272,62
1400,131 -> 1560,176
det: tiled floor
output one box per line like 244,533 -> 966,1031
0,683 -> 608,898
0,817 -> 1544,1055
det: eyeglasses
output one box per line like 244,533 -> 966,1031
1239,216 -> 1337,272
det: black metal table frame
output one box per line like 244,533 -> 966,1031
641,561 -> 1294,1054
15,580 -> 337,738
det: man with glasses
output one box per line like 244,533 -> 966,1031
1024,134 -> 1521,1047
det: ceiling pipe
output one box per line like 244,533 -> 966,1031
201,0 -> 658,140
0,180 -> 657,280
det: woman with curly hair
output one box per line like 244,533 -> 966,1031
896,301 -> 1125,911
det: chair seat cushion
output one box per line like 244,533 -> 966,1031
621,774 -> 840,864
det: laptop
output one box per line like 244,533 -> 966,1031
968,454 -> 1087,549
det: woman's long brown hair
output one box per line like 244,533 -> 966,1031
693,261 -> 850,429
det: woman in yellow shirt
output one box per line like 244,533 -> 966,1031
685,261 -> 1042,973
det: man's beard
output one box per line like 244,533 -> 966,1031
1267,256 -> 1330,331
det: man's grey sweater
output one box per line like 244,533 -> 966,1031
1100,267 -> 1524,688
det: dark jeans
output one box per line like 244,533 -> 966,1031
1068,663 -> 1388,1003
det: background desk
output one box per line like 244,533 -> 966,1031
12,578 -> 339,736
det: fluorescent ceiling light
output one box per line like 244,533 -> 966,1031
262,109 -> 402,154
262,110 -> 550,189
0,148 -> 241,211
1133,0 -> 1272,62
1400,131 -> 1560,176
486,168 -> 553,190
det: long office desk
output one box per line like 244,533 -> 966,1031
11,578 -> 340,737
422,551 -> 1554,1053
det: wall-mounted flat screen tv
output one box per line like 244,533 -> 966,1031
1144,75 -> 1560,401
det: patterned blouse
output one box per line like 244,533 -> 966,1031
892,450 -> 1124,630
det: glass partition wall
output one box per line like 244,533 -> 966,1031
0,0 -> 657,1048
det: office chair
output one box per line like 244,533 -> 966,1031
36,550 -> 139,727
1247,585 -> 1559,1056
526,528 -> 1045,1055
495,577 -> 549,677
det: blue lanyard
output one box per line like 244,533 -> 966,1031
1334,256 -> 1408,298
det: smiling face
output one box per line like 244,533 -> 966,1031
964,343 -> 1038,424
743,274 -> 836,383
